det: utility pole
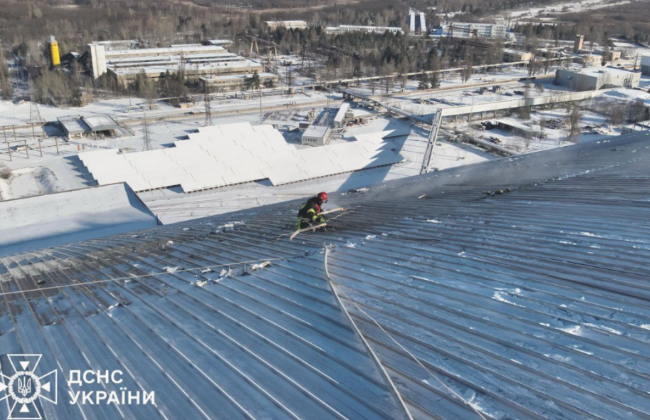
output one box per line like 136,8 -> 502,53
142,114 -> 152,151
3,126 -> 10,162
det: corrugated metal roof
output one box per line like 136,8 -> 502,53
57,116 -> 91,135
82,115 -> 121,132
1,132 -> 650,419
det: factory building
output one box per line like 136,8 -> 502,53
58,115 -> 127,139
265,20 -> 308,29
443,21 -> 507,39
333,103 -> 350,128
408,9 -> 427,34
302,125 -> 331,146
554,67 -> 641,91
85,42 -> 264,90
200,72 -> 278,92
325,25 -> 404,35
503,49 -> 533,62
593,49 -> 622,62
641,55 -> 650,76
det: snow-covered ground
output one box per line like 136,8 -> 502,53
497,0 -> 633,21
0,90 -> 336,128
454,108 -> 628,154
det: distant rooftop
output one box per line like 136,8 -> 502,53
303,125 -> 330,137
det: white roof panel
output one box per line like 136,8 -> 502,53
81,122 -> 403,192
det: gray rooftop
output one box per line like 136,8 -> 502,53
82,115 -> 121,132
57,116 -> 91,135
1,132 -> 650,419
303,125 -> 331,138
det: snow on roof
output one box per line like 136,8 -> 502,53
0,183 -> 157,257
110,59 -> 261,76
200,72 -> 276,82
334,103 -> 350,124
101,45 -> 227,57
562,66 -> 638,78
83,115 -> 121,132
79,122 -> 403,192
206,39 -> 233,45
303,125 -> 330,138
2,132 -> 650,419
107,53 -> 237,65
58,116 -> 91,135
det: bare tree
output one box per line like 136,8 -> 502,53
605,101 -> 627,125
0,49 -> 12,100
461,54 -> 473,83
518,87 -> 531,120
566,103 -> 582,143
627,99 -> 648,123
135,70 -> 157,110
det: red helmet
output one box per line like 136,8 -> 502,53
317,192 -> 328,203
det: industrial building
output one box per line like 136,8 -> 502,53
503,49 -> 533,62
574,54 -> 602,66
444,21 -> 507,39
265,20 -> 308,29
409,9 -> 427,34
79,122 -> 401,192
200,72 -> 278,92
642,55 -> 650,75
554,67 -> 641,91
85,43 -> 264,89
57,115 -> 127,139
593,49 -> 622,62
301,125 -> 331,146
325,25 -> 404,35
333,103 -> 351,128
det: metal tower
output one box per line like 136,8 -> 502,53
204,91 -> 213,126
142,114 -> 152,151
420,109 -> 443,175
28,78 -> 44,124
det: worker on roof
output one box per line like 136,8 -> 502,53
296,192 -> 328,230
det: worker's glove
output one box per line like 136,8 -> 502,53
314,215 -> 326,224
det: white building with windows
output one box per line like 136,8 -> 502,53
446,22 -> 507,39
265,20 -> 308,29
325,25 -> 404,35
301,125 -> 331,146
